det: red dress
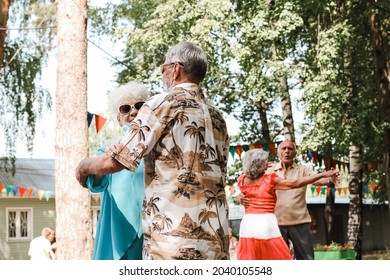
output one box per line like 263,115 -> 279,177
237,173 -> 292,260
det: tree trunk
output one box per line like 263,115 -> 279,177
0,0 -> 11,70
280,75 -> 295,142
324,181 -> 336,244
55,0 -> 92,260
368,13 -> 390,215
257,99 -> 271,143
347,144 -> 363,260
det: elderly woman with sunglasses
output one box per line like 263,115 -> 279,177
86,81 -> 150,260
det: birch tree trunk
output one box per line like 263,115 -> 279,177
55,0 -> 93,260
347,144 -> 362,260
280,76 -> 295,142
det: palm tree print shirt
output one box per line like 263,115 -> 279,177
111,83 -> 230,260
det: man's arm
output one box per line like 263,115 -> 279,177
75,153 -> 126,188
311,173 -> 340,186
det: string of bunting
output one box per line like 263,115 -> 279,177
227,181 -> 379,199
229,142 -> 382,173
0,183 -> 52,201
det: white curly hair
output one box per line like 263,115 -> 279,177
107,81 -> 151,115
242,149 -> 269,179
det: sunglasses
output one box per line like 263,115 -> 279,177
160,61 -> 184,74
118,102 -> 145,114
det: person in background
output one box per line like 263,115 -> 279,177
76,41 -> 230,260
50,228 -> 57,255
28,227 -> 56,260
228,228 -> 238,260
236,149 -> 339,260
238,140 -> 340,259
87,81 -> 150,260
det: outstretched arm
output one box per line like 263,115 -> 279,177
275,169 -> 339,190
75,153 -> 126,188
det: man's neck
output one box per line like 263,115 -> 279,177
281,161 -> 293,170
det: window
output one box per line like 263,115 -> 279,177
91,206 -> 100,239
6,208 -> 33,241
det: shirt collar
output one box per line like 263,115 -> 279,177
272,161 -> 298,171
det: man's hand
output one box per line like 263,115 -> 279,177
237,193 -> 250,207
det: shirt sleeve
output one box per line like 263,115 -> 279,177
111,100 -> 165,171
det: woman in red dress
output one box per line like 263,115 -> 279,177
237,149 -> 338,260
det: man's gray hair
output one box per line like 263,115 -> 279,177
165,41 -> 207,83
242,149 -> 269,179
107,81 -> 150,115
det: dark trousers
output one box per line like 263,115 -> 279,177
279,223 -> 314,260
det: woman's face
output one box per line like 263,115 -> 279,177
117,98 -> 145,126
48,231 -> 55,242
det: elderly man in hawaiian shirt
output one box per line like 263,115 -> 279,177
76,41 -> 230,260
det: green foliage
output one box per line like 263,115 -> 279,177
0,0 -> 55,159
88,0 -> 386,193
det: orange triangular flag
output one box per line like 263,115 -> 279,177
26,188 -> 33,198
19,187 -> 26,198
235,146 -> 243,159
95,115 -> 107,133
0,183 -> 4,192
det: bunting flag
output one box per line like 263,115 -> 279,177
5,185 -> 12,195
19,187 -> 26,198
229,146 -> 236,160
44,191 -> 52,201
95,115 -> 107,133
87,112 -> 107,133
0,183 -> 4,192
38,190 -> 45,200
235,146 -> 243,159
249,144 -> 257,150
87,112 -> 94,127
26,188 -> 33,198
12,186 -> 18,196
